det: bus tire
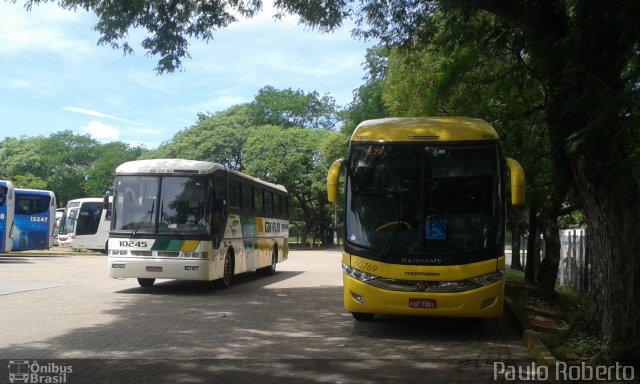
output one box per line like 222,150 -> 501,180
214,251 -> 234,289
257,247 -> 277,276
352,312 -> 375,321
137,278 -> 155,287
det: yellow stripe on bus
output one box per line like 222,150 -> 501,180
181,240 -> 200,252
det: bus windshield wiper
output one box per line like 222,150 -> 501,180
132,201 -> 154,235
378,215 -> 404,261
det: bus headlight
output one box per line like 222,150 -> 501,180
342,263 -> 379,282
469,271 -> 504,286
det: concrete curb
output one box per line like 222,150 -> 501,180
504,297 -> 559,366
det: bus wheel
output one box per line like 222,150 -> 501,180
352,312 -> 375,321
214,251 -> 234,289
137,278 -> 155,287
257,247 -> 277,276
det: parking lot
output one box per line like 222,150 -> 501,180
0,249 -> 532,383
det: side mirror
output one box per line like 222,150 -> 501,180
505,157 -> 525,206
327,159 -> 343,203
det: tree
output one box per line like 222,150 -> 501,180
339,47 -> 391,135
149,105 -> 255,170
249,86 -> 339,130
1,131 -> 146,206
243,126 -> 345,245
85,142 -> 147,196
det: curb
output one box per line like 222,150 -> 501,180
504,297 -> 558,366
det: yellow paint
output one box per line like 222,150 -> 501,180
181,240 -> 200,252
352,117 -> 498,142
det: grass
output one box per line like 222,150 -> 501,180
504,269 -> 603,360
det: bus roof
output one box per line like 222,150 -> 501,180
115,159 -> 287,193
15,188 -> 55,196
352,117 -> 499,143
116,159 -> 223,175
66,197 -> 107,203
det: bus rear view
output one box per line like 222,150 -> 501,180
327,117 -> 525,321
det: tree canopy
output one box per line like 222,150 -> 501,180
0,132 -> 145,205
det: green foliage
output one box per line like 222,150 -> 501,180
339,48 -> 391,136
148,104 -> 254,170
243,126 -> 345,241
1,131 -> 146,206
249,86 -> 338,130
11,174 -> 48,190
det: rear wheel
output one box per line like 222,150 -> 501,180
257,247 -> 277,276
214,251 -> 234,289
137,278 -> 155,287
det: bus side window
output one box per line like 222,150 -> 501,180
264,191 -> 273,214
274,194 -> 281,218
242,183 -> 252,213
254,187 -> 263,213
228,180 -> 241,210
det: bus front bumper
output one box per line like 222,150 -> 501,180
108,257 -> 213,281
343,274 -> 504,319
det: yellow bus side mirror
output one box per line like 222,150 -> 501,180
327,159 -> 343,204
505,157 -> 525,206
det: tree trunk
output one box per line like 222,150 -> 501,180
536,166 -> 571,298
511,224 -> 522,271
525,206 -> 539,283
510,208 -> 527,271
572,154 -> 640,356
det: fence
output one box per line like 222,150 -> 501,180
558,228 -> 592,295
511,228 -> 592,295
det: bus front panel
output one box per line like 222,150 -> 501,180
342,252 -> 505,318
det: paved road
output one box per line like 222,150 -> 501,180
0,249 -> 533,383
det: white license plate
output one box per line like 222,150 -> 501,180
409,298 -> 437,308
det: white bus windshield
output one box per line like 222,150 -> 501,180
345,144 -> 503,259
112,175 -> 211,236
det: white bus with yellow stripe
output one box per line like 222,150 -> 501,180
108,159 -> 288,288
327,117 -> 525,321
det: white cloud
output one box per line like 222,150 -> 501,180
81,121 -> 120,141
0,2 -> 97,59
65,106 -> 145,126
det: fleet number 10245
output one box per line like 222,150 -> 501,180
119,240 -> 148,248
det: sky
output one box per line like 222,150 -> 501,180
0,1 -> 374,149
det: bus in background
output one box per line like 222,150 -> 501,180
58,197 -> 112,252
327,117 -> 525,321
0,180 -> 15,253
108,159 -> 289,288
12,188 -> 57,251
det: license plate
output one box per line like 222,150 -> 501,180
146,266 -> 163,272
409,298 -> 437,309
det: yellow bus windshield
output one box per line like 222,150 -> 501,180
345,143 -> 504,263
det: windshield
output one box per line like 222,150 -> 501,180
112,175 -> 211,236
345,143 -> 503,260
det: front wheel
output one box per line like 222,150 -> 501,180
137,278 -> 155,287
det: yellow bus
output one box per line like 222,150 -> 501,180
108,159 -> 289,288
327,117 -> 525,321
